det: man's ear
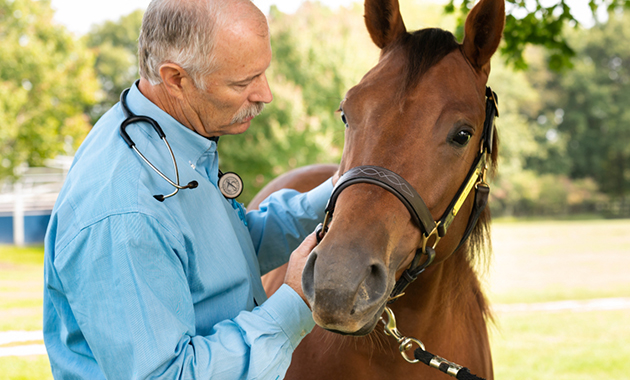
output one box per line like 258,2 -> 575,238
159,63 -> 191,99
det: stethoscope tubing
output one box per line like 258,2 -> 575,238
119,86 -> 198,201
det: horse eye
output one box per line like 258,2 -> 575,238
452,130 -> 472,146
340,111 -> 349,128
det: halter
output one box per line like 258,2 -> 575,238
316,87 -> 499,303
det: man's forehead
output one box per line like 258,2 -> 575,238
222,0 -> 268,30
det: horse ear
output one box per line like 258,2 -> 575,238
462,0 -> 505,70
364,0 -> 407,49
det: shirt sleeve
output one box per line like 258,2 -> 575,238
51,213 -> 315,380
246,178 -> 334,275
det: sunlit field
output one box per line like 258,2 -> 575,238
488,219 -> 630,380
1,219 -> 629,379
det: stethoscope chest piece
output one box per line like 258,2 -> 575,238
218,171 -> 244,199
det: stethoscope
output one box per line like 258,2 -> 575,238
119,85 -> 244,202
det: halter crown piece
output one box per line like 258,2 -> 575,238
316,87 -> 499,303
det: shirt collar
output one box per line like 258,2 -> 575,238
124,82 -> 217,166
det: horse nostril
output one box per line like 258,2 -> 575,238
364,264 -> 388,303
302,251 -> 317,303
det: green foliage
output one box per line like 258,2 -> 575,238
538,11 -> 630,206
0,0 -> 98,179
445,0 -> 630,70
85,9 -> 143,123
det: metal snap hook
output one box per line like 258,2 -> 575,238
380,307 -> 425,363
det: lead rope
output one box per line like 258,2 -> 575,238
380,307 -> 486,380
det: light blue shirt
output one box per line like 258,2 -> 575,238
43,83 -> 333,379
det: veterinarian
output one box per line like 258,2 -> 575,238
43,0 -> 335,378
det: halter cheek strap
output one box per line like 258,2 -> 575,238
316,87 -> 499,303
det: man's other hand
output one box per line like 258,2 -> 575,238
284,231 -> 318,307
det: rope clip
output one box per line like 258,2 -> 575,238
380,307 -> 425,363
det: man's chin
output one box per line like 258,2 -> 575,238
231,118 -> 253,134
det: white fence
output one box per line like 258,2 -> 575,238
0,156 -> 72,246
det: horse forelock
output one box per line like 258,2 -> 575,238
394,28 -> 460,93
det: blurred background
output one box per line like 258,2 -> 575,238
0,0 -> 628,379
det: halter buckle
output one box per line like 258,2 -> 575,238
421,225 -> 441,253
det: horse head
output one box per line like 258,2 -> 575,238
302,0 -> 505,335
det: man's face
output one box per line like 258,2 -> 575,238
183,16 -> 273,137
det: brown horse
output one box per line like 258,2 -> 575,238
253,0 -> 504,378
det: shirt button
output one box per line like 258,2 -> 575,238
300,330 -> 306,337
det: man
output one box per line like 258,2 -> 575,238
43,0 -> 335,378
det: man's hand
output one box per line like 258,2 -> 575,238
284,231 -> 318,307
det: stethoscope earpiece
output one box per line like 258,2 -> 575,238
153,180 -> 199,202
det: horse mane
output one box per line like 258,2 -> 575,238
470,130 -> 499,269
466,128 -> 499,321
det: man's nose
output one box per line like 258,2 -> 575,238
249,73 -> 273,104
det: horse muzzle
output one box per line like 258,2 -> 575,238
302,244 -> 392,336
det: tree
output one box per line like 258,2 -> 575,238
544,11 -> 630,204
0,0 -> 98,179
446,0 -> 630,70
85,10 -> 143,123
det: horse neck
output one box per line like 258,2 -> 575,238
389,245 -> 493,373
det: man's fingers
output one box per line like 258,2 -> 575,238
295,231 -> 317,255
284,230 -> 319,306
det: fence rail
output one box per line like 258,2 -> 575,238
0,160 -> 70,246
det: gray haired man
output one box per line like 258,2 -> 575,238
43,0 -> 334,378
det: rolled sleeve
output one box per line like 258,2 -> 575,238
247,178 -> 333,274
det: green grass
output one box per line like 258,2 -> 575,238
0,245 -> 51,379
0,245 -> 45,332
0,245 -> 46,266
0,356 -> 53,380
486,219 -> 630,379
486,218 -> 630,304
1,220 -> 629,379
491,309 -> 630,380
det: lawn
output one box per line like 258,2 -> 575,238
0,245 -> 51,380
1,219 -> 629,379
488,218 -> 630,380
487,218 -> 630,304
492,309 -> 630,380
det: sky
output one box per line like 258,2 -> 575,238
50,0 -> 601,36
50,0 -> 360,35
